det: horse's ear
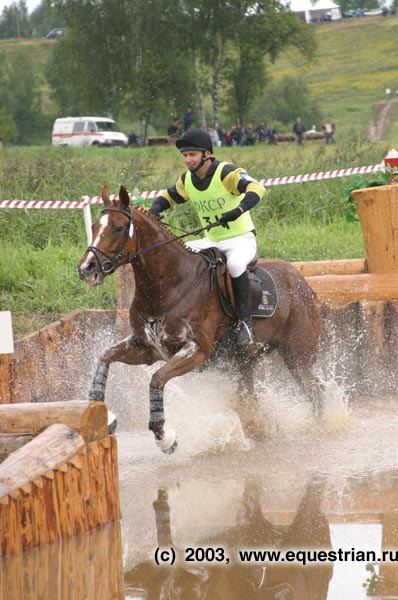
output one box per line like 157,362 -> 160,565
118,185 -> 130,209
101,185 -> 111,207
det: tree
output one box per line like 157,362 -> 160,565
0,0 -> 30,39
0,49 -> 44,142
0,108 -> 17,143
254,75 -> 323,129
222,2 -> 317,125
30,0 -> 64,37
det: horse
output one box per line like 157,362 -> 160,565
77,185 -> 321,453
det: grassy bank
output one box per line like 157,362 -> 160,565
0,142 -> 389,338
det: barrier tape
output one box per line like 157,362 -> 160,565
0,163 -> 381,209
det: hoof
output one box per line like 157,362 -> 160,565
107,410 -> 117,435
155,429 -> 177,454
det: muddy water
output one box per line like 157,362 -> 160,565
114,363 -> 398,600
2,356 -> 398,599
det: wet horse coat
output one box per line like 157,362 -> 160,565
77,186 -> 321,452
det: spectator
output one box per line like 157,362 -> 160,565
293,116 -> 306,145
127,131 -> 139,147
224,128 -> 234,147
322,119 -> 336,144
207,127 -> 220,148
183,108 -> 194,131
244,123 -> 256,146
167,114 -> 181,137
232,124 -> 244,146
216,125 -> 226,146
256,121 -> 266,142
264,123 -> 277,144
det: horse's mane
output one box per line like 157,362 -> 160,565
133,205 -> 196,254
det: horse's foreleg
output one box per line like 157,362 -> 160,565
148,341 -> 207,453
89,335 -> 155,401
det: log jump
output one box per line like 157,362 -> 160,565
0,402 -> 120,558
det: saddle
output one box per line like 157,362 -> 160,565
199,248 -> 278,319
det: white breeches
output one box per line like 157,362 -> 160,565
185,232 -> 257,278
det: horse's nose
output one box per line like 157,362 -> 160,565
77,259 -> 96,278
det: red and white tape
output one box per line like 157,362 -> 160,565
0,163 -> 381,209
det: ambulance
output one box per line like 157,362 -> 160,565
52,116 -> 128,147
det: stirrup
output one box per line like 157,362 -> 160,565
236,320 -> 254,347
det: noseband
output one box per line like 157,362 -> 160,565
86,206 -> 134,275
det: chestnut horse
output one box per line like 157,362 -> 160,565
77,186 -> 321,453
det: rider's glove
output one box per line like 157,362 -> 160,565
218,207 -> 243,228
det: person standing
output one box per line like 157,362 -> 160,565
149,128 -> 265,347
322,119 -> 336,144
293,116 -> 306,145
183,108 -> 194,131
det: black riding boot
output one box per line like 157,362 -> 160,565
231,271 -> 254,347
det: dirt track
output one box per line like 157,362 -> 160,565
366,96 -> 398,141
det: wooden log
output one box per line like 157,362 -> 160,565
352,184 -> 398,273
293,258 -> 366,277
0,433 -> 33,459
307,273 -> 398,302
0,424 -> 85,499
0,400 -> 108,443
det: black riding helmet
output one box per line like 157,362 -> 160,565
175,128 -> 213,154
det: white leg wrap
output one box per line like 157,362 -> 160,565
155,429 -> 177,454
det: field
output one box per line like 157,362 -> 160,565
2,15 -> 398,138
0,141 -> 391,337
269,15 -> 398,137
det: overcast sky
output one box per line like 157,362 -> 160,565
0,0 -> 318,16
0,0 -> 41,13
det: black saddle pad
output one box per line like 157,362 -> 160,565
251,267 -> 278,318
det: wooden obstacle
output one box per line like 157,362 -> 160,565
0,402 -> 120,558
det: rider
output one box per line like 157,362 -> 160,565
149,128 -> 265,347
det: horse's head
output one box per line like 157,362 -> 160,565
77,185 -> 136,286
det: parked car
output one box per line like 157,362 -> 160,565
46,28 -> 67,39
52,116 -> 128,147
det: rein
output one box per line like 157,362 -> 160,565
119,220 -> 219,266
86,205 -> 219,273
86,204 -> 225,326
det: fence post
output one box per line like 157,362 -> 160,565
82,203 -> 93,245
352,184 -> 398,273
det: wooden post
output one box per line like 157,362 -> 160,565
352,184 -> 398,273
0,401 -> 108,444
0,424 -> 86,498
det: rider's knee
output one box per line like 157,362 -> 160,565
227,261 -> 246,278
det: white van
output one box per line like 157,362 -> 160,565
52,116 -> 128,147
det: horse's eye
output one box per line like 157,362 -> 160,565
114,226 -> 124,233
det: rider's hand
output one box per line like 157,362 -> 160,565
218,207 -> 243,228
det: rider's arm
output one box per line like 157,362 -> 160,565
221,165 -> 265,213
149,175 -> 189,217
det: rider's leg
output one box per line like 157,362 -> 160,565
219,233 -> 257,347
185,238 -> 217,252
231,272 -> 254,346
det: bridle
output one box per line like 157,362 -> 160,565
86,206 -> 134,276
85,204 -> 220,275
